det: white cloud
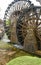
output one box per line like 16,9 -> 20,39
0,0 -> 13,19
30,0 -> 41,6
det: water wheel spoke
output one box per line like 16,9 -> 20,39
18,23 -> 27,29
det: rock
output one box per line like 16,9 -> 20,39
7,51 -> 16,56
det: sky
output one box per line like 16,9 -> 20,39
0,0 -> 41,19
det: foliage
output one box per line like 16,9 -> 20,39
6,56 -> 41,65
6,19 -> 11,26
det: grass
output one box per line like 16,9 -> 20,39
6,56 -> 41,65
0,41 -> 14,50
0,40 -> 41,65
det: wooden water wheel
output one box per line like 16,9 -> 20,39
4,0 -> 32,43
16,6 -> 41,54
